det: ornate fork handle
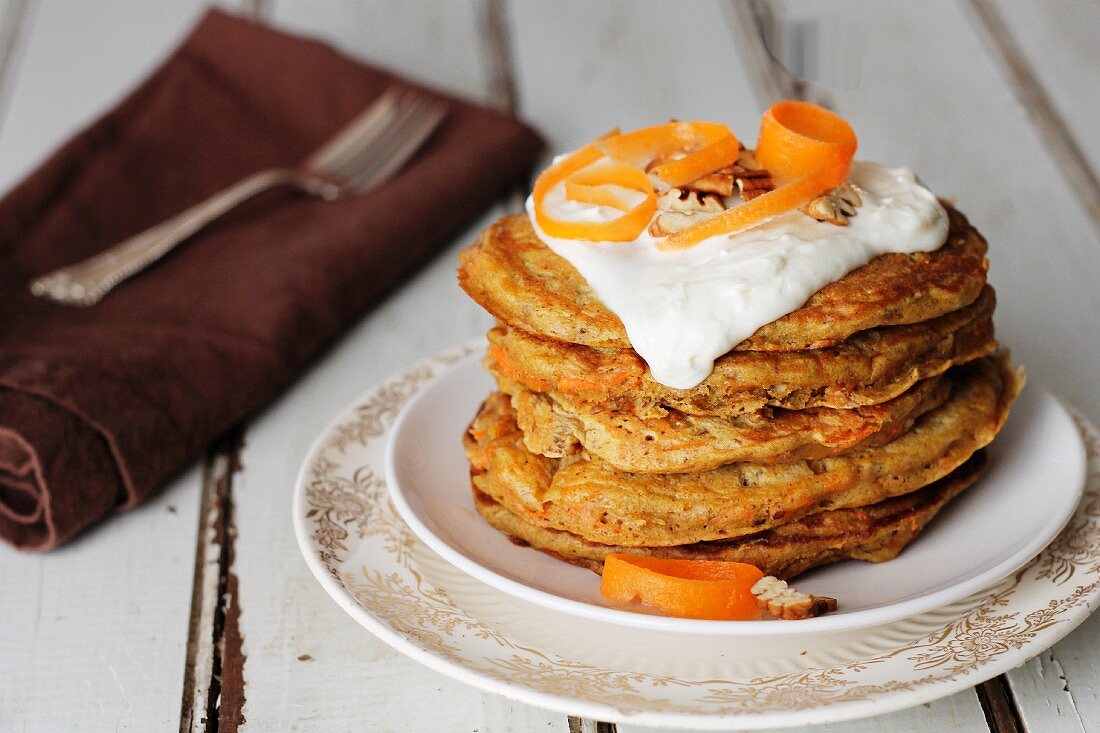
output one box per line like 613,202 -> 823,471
30,168 -> 334,306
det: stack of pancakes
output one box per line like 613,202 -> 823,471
457,206 -> 1021,579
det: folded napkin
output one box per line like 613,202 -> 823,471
0,9 -> 543,550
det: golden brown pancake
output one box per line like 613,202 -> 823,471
497,372 -> 951,473
464,356 -> 1021,548
458,206 -> 988,351
487,285 -> 997,417
472,452 -> 985,579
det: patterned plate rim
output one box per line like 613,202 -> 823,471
293,342 -> 1100,729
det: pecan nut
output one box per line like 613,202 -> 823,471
732,149 -> 775,201
751,576 -> 838,620
648,188 -> 726,236
802,182 -> 863,225
685,165 -> 736,197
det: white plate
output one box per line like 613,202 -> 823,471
294,343 -> 1100,729
385,346 -> 1085,635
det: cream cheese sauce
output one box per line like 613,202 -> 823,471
526,161 -> 949,389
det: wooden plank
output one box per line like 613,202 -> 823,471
969,0 -> 1100,230
976,677 -> 1024,733
1003,630 -> 1099,733
508,0 -> 762,154
0,470 -> 203,731
266,0 -> 494,104
0,2 -> 251,732
962,3 -> 1100,730
218,2 -> 564,730
180,432 -> 247,733
723,0 -> 828,107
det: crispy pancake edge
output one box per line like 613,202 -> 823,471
473,452 -> 986,579
464,355 -> 1022,547
497,371 -> 952,473
487,286 -> 998,416
458,206 -> 988,350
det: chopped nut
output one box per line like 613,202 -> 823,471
647,154 -> 736,197
656,188 -> 725,215
649,212 -> 699,236
751,576 -> 838,620
802,182 -> 862,225
685,165 -> 736,197
734,168 -> 776,201
731,149 -> 775,201
648,188 -> 726,236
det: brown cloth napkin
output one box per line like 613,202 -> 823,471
0,9 -> 543,550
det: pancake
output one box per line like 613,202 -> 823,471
497,372 -> 951,473
487,285 -> 997,418
464,355 -> 1021,547
458,206 -> 988,351
473,452 -> 985,579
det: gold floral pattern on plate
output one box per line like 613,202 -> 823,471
296,344 -> 1100,727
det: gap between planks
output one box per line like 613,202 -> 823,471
977,677 -> 1024,733
961,0 -> 1100,235
180,429 -> 247,733
568,717 -> 617,733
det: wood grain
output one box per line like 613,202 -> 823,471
977,677 -> 1023,733
961,3 -> 1100,730
0,473 -> 203,731
1005,639 -> 1098,733
508,0 -> 761,151
180,452 -> 227,732
181,432 -> 247,733
984,0 -> 1100,183
962,0 -> 1100,231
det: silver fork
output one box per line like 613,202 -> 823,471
30,87 -> 447,306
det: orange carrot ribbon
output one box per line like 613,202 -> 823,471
661,101 -> 857,250
653,133 -> 741,188
594,121 -> 735,168
530,122 -> 741,242
532,136 -> 658,242
531,104 -> 856,247
600,554 -> 764,621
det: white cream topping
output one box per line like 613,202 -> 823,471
525,161 -> 949,389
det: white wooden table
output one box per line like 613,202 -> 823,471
2,1 -> 1098,731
